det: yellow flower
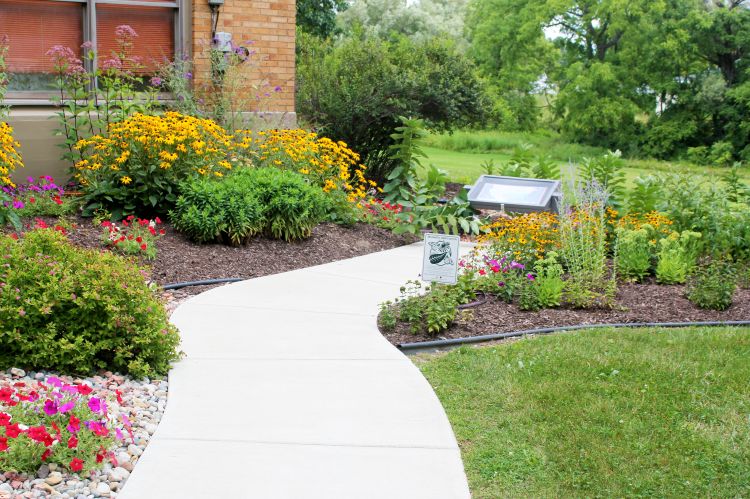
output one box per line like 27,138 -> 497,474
120,176 -> 132,185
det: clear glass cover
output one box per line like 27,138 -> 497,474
476,182 -> 548,206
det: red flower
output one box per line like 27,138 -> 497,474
478,269 -> 486,276
29,197 -> 36,204
127,235 -> 134,240
148,227 -> 156,236
115,390 -> 123,404
0,437 -> 8,452
9,233 -> 18,240
5,423 -> 23,438
0,388 -> 15,404
140,244 -> 147,251
76,384 -> 93,396
101,221 -> 112,228
136,236 -> 143,243
159,229 -> 166,235
41,448 -> 52,461
27,426 -> 53,446
0,412 -> 10,426
67,415 -> 80,433
155,217 -> 162,224
67,436 -> 78,449
53,196 -> 63,205
69,458 -> 84,472
126,215 -> 135,221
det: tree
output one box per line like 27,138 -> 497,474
296,0 -> 348,38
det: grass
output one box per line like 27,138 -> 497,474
418,327 -> 750,498
423,130 -> 750,186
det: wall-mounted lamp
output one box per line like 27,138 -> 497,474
208,0 -> 224,40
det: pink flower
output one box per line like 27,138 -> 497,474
43,399 -> 59,416
46,376 -> 64,388
59,400 -> 76,413
115,25 -> 138,41
88,397 -> 102,414
526,273 -> 535,281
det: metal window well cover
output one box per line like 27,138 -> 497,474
467,175 -> 561,213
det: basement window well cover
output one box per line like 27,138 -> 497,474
467,175 -> 561,213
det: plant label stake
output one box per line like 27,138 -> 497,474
422,233 -> 460,285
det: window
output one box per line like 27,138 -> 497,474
0,0 -> 185,100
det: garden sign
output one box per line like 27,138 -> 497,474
422,233 -> 460,285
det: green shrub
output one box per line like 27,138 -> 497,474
171,175 -> 265,245
615,227 -> 652,282
0,229 -> 180,378
656,230 -> 702,284
296,33 -> 490,184
172,168 -> 327,244
518,252 -> 565,311
686,261 -> 737,311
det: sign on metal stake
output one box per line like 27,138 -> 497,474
422,233 -> 460,285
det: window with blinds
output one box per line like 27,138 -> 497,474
0,0 -> 181,96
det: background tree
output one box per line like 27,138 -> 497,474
296,0 -> 348,38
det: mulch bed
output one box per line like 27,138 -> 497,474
381,280 -> 750,347
18,215 -> 416,299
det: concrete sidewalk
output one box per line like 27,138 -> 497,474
120,242 -> 472,499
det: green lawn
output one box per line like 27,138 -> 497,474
418,327 -> 750,498
423,130 -> 750,186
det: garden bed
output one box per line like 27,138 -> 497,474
24,215 -> 416,300
381,280 -> 750,346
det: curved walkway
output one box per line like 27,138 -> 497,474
121,242 -> 472,499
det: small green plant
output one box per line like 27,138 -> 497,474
615,227 -> 652,282
383,116 -> 431,207
389,279 -> 471,336
392,190 -> 482,236
627,175 -> 662,214
100,216 -> 166,260
531,155 -> 559,179
686,261 -> 737,311
656,230 -> 702,284
378,301 -> 398,331
480,158 -> 497,175
721,164 -> 749,203
580,150 -> 626,208
0,228 -> 180,378
518,252 -> 566,311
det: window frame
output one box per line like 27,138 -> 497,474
4,0 -> 190,105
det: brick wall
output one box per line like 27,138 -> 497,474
192,0 -> 296,114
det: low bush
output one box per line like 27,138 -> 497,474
0,229 -> 180,378
686,261 -> 737,311
656,231 -> 702,284
74,112 -> 236,219
172,168 -> 328,244
518,252 -> 566,311
615,227 -> 652,282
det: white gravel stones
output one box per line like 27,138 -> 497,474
0,368 -> 168,498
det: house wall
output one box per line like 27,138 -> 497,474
7,0 -> 296,184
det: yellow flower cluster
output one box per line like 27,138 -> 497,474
0,122 -> 23,188
236,129 -> 375,202
617,211 -> 673,236
74,112 -> 235,186
478,212 -> 560,263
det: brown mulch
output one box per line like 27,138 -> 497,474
21,215 -> 416,299
381,281 -> 750,347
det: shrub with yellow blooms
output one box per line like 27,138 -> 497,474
0,122 -> 22,188
236,129 -> 375,203
74,112 -> 236,218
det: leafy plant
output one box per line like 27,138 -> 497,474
388,279 -> 473,336
383,116 -> 431,207
172,168 -> 327,244
627,175 -> 663,214
392,190 -> 481,236
481,158 -> 497,175
721,164 -> 749,203
580,150 -> 626,208
518,252 -> 565,311
531,155 -> 560,179
656,230 -> 702,284
687,261 -> 737,311
0,228 -> 180,378
614,227 -> 652,282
